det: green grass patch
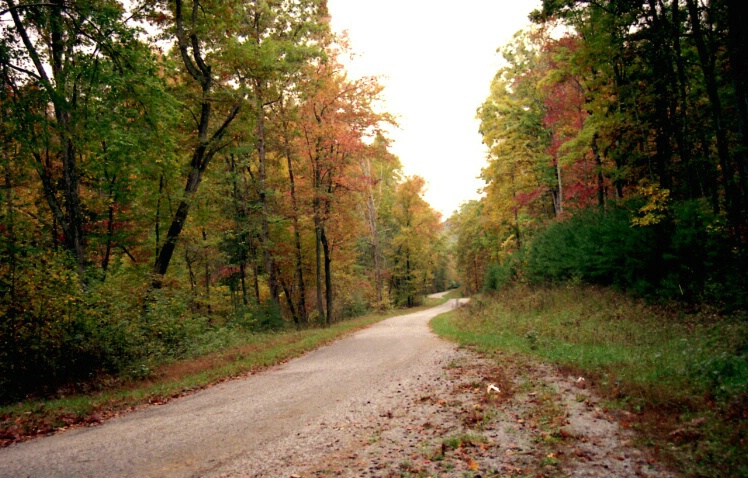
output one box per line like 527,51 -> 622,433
431,284 -> 748,477
0,298 -> 445,445
441,432 -> 487,451
441,288 -> 463,300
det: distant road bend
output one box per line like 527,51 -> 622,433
0,295 -> 466,477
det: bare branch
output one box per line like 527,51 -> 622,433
0,2 -> 55,16
5,0 -> 64,106
188,0 -> 210,79
118,245 -> 138,263
6,61 -> 42,80
173,0 -> 203,83
201,102 -> 241,169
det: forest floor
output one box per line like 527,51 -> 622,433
283,346 -> 676,478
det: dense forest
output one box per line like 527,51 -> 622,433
0,0 -> 451,402
2,0 -> 746,413
452,0 -> 747,307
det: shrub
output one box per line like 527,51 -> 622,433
483,253 -> 521,292
525,202 -> 662,289
523,199 -> 746,309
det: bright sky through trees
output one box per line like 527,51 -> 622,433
326,0 -> 541,217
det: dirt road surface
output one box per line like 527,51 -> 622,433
0,297 -> 675,477
0,300 -> 461,477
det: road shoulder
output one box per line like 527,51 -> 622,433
289,348 -> 677,478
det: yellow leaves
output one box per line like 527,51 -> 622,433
500,234 -> 517,251
631,179 -> 671,227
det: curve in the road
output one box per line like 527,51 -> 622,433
0,299 -> 467,478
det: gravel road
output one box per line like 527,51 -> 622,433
0,298 -> 466,478
0,295 -> 676,477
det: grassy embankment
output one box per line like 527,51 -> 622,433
431,284 -> 748,477
0,296 -> 448,445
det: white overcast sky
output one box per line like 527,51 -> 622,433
326,0 -> 541,218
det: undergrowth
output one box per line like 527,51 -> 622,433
431,284 -> 748,477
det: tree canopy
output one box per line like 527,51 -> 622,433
0,0 -> 450,402
453,0 -> 746,307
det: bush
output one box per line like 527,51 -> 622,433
663,201 -> 745,308
483,253 -> 521,292
524,199 -> 746,309
336,275 -> 374,319
249,302 -> 285,331
339,290 -> 371,319
0,252 -> 111,401
525,202 -> 663,289
0,256 -> 257,403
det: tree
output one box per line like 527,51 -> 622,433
478,31 -> 554,250
149,0 -> 241,288
227,0 -> 327,308
294,44 -> 390,323
389,176 -> 442,307
531,0 -> 747,243
357,134 -> 402,307
1,0 -> 425,400
449,200 -> 494,294
0,0 -> 162,276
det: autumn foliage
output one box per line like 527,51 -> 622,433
452,1 -> 747,308
0,0 -> 448,402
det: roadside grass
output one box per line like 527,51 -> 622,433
441,288 -> 463,300
0,296 -> 446,446
431,284 -> 748,477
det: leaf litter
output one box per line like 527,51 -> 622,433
283,348 -> 677,477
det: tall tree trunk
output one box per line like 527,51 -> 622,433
281,113 -> 308,322
686,0 -> 741,230
726,0 -> 748,217
50,0 -> 85,275
275,264 -> 299,325
203,229 -> 211,314
592,133 -> 605,210
252,247 -> 261,304
155,173 -> 164,257
312,150 -> 326,323
152,0 -> 240,288
254,80 -> 279,306
555,158 -> 563,215
101,172 -> 116,280
291,191 -> 307,322
647,0 -> 674,191
670,0 -> 699,199
320,227 -> 333,325
405,254 -> 412,307
9,0 -> 86,274
185,248 -> 197,295
239,262 -> 248,306
151,106 -> 239,287
2,146 -> 17,305
322,177 -> 337,323
360,157 -> 383,304
227,154 -> 249,306
509,168 -> 522,249
369,198 -> 383,304
314,217 -> 325,324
